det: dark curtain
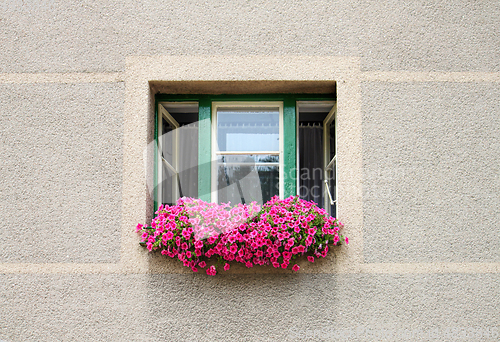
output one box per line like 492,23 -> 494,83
299,123 -> 324,206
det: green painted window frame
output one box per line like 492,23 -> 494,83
154,94 -> 335,212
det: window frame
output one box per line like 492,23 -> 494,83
211,101 -> 284,203
154,94 -> 336,213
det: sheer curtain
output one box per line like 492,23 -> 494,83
178,123 -> 198,198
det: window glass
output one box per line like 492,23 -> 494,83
161,118 -> 174,165
158,102 -> 199,205
329,121 -> 336,161
217,154 -> 279,204
215,105 -> 281,205
217,107 -> 279,152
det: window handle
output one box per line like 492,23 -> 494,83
324,179 -> 334,205
161,157 -> 179,175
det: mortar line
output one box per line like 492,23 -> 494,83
0,72 -> 125,84
361,71 -> 500,83
0,262 -> 498,274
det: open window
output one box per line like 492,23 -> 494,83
297,102 -> 337,217
155,95 -> 336,217
157,102 -> 198,206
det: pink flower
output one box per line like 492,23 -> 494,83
137,196 -> 346,276
292,264 -> 300,272
305,236 -> 313,246
206,265 -> 217,276
345,237 -> 349,244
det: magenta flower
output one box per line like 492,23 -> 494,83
292,264 -> 300,272
137,196 -> 347,275
224,263 -> 230,271
206,265 -> 217,276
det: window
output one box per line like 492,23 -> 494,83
155,94 -> 337,216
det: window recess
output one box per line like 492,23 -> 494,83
155,94 -> 336,217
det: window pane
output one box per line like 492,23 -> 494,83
329,120 -> 336,160
217,154 -> 279,204
177,122 -> 198,198
158,102 -> 199,207
217,107 -> 279,152
161,117 -> 174,165
161,163 -> 175,206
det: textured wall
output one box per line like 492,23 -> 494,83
362,82 -> 500,263
0,274 -> 498,341
1,0 -> 498,73
0,0 -> 499,341
0,83 -> 123,263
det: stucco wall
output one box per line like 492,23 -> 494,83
0,1 -> 498,341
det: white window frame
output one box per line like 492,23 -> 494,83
157,104 -> 180,204
323,103 -> 337,214
295,101 -> 338,217
211,101 -> 284,203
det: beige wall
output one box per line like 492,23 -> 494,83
0,1 -> 499,341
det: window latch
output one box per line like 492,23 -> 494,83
324,179 -> 334,205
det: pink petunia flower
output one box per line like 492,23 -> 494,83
307,256 -> 315,263
224,263 -> 230,271
292,264 -> 300,272
206,265 -> 217,276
